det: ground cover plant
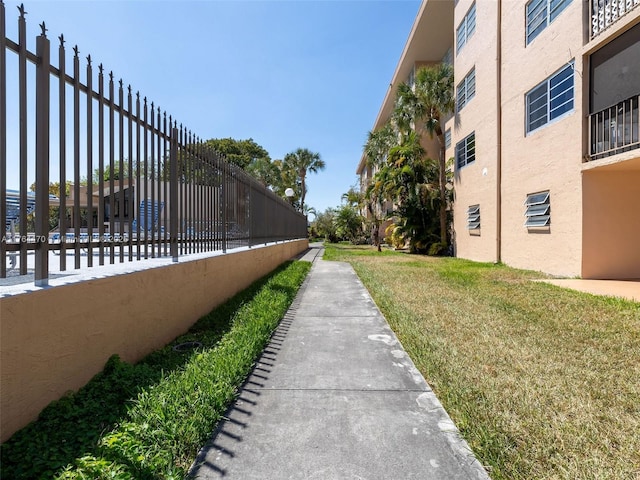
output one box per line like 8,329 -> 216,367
324,244 -> 640,480
0,260 -> 310,480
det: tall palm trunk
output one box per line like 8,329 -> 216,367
437,130 -> 447,246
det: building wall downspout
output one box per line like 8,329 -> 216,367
496,0 -> 503,264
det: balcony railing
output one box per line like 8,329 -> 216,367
591,0 -> 640,38
589,94 -> 640,160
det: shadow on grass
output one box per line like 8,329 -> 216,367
0,261 -> 297,480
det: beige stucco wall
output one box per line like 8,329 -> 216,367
582,168 -> 640,279
365,0 -> 638,279
497,0 -> 585,277
0,239 -> 307,443
452,0 -> 500,263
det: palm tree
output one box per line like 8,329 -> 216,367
271,158 -> 298,206
246,156 -> 279,188
391,83 -> 424,142
341,187 -> 363,208
363,126 -> 398,251
283,148 -> 325,212
303,205 -> 317,221
413,63 -> 455,247
363,124 -> 397,170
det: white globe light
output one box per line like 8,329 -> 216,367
285,188 -> 295,198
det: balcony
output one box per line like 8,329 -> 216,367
591,0 -> 640,38
589,94 -> 640,160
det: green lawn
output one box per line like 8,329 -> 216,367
324,243 -> 640,480
0,260 -> 310,480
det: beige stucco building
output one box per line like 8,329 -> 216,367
358,0 -> 640,279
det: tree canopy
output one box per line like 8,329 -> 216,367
205,138 -> 270,171
359,63 -> 455,254
281,148 -> 325,213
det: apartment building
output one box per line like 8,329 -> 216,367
359,0 -> 640,279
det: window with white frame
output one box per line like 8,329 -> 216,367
526,62 -> 574,133
441,47 -> 453,66
524,191 -> 550,227
456,132 -> 475,169
444,128 -> 452,149
467,204 -> 480,230
457,67 -> 476,111
526,0 -> 573,45
456,2 -> 476,53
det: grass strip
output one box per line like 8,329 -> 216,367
0,260 -> 310,480
324,243 -> 640,480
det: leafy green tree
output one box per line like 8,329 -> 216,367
341,186 -> 364,209
246,156 -> 280,188
29,181 -> 71,231
204,138 -> 270,170
271,158 -> 301,210
413,63 -> 455,247
363,126 -> 397,251
282,148 -> 325,212
312,208 -> 337,242
388,133 -> 442,253
92,159 -> 139,183
333,204 -> 365,244
383,131 -> 443,253
30,181 -> 70,198
362,63 -> 454,254
364,125 -> 397,170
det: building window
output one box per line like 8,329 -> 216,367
456,2 -> 476,53
526,62 -> 574,133
467,204 -> 480,230
407,66 -> 415,89
526,0 -> 572,44
444,128 -> 452,149
457,67 -> 476,112
441,47 -> 453,66
456,132 -> 475,169
524,191 -> 550,227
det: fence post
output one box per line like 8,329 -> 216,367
0,1 -> 7,278
248,179 -> 253,248
170,127 -> 178,261
35,23 -> 50,286
222,155 -> 227,254
18,4 -> 27,275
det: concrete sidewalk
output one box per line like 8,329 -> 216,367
190,245 -> 489,479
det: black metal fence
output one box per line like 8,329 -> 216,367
589,94 -> 640,160
1,2 -> 307,286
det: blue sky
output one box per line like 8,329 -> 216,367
4,0 -> 419,215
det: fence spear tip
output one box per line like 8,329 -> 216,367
87,54 -> 92,65
58,33 -> 65,46
39,21 -> 47,36
73,45 -> 79,57
18,3 -> 26,17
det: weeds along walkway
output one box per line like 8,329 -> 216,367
190,244 -> 489,479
